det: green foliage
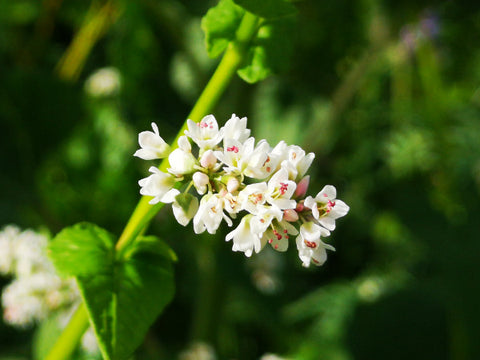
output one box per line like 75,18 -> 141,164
49,224 -> 176,360
202,0 -> 297,83
232,0 -> 297,19
202,0 -> 244,59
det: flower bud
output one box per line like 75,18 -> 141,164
283,209 -> 299,222
193,172 -> 209,195
200,149 -> 217,169
227,178 -> 240,193
294,175 -> 310,198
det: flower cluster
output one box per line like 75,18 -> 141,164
0,225 -> 98,353
135,115 -> 349,267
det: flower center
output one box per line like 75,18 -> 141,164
227,146 -> 239,153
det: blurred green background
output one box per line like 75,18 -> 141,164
1,0 -> 480,359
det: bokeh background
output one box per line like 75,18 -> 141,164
1,0 -> 480,359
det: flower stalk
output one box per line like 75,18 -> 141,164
44,11 -> 260,360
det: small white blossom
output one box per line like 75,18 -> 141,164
238,183 -> 268,214
222,114 -> 250,143
192,172 -> 210,195
193,194 -> 232,234
134,123 -> 171,160
296,222 -> 333,267
185,115 -> 223,149
200,150 -> 217,169
168,148 -> 197,176
139,167 -> 179,204
265,168 -> 297,210
304,185 -> 349,230
226,215 -> 262,257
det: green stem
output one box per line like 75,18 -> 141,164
44,302 -> 90,360
44,10 -> 259,360
115,10 -> 259,253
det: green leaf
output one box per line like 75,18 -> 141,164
238,16 -> 297,83
78,235 -> 175,360
49,223 -> 176,360
232,0 -> 297,19
201,0 -> 244,58
48,222 -> 115,277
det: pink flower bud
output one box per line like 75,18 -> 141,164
200,150 -> 217,169
294,175 -> 310,198
283,209 -> 299,222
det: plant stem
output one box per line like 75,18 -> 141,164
44,10 -> 259,360
115,10 -> 259,253
44,302 -> 90,360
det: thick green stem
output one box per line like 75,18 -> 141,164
44,10 -> 259,360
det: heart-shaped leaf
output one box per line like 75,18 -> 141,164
49,223 -> 176,360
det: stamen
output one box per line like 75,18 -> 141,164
227,146 -> 239,153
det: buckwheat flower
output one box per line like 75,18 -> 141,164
192,172 -> 210,195
222,114 -> 250,143
304,185 -> 349,231
134,123 -> 171,160
139,167 -> 179,204
238,183 -> 268,214
215,137 -> 252,174
249,205 -> 283,235
226,215 -> 262,257
261,218 -> 298,252
199,149 -> 217,169
243,139 -> 278,179
280,145 -> 315,181
2,273 -> 64,326
14,230 -> 53,277
168,148 -> 197,176
296,222 -> 333,267
193,193 -> 232,234
172,194 -> 199,226
185,115 -> 223,149
265,168 -> 297,210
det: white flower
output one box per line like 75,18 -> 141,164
172,194 -> 199,226
199,150 -> 217,169
261,219 -> 298,252
14,230 -> 53,277
226,215 -> 262,257
296,222 -> 333,267
280,145 -> 315,181
238,183 -> 268,214
193,194 -> 232,234
249,205 -> 283,235
168,148 -> 197,176
265,168 -> 297,210
222,114 -> 250,143
304,185 -> 349,230
138,167 -> 179,204
185,115 -> 223,149
134,123 -> 170,160
192,172 -> 210,195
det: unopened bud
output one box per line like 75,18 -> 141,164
294,176 -> 310,198
200,150 -> 217,169
227,178 -> 240,193
192,172 -> 209,195
283,209 -> 299,222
